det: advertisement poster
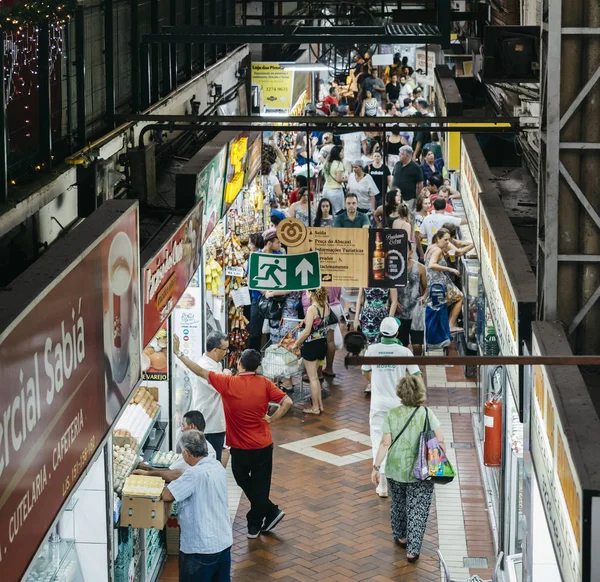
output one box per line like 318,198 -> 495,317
251,63 -> 295,112
171,288 -> 204,444
0,202 -> 140,581
143,202 -> 203,347
281,219 -> 369,287
142,323 -> 168,381
196,146 -> 227,244
245,134 -> 262,186
224,136 -> 248,210
367,229 -> 408,288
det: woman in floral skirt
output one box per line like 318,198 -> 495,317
354,287 -> 398,393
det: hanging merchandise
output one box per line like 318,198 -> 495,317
223,233 -> 250,366
484,327 -> 500,356
205,254 -> 224,295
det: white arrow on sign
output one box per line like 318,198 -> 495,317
295,258 -> 314,286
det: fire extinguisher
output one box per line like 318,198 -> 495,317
484,368 -> 503,466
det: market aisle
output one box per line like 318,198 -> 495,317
161,352 -> 496,581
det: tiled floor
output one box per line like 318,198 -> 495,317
160,350 -> 496,581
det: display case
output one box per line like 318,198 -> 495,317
461,256 -> 480,351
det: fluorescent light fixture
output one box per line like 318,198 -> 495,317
280,63 -> 330,72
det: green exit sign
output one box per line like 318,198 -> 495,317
248,251 -> 321,291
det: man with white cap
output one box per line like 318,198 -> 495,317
361,317 -> 421,497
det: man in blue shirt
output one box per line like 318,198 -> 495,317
333,193 -> 370,228
162,430 -> 232,582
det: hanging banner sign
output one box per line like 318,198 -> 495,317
0,201 -> 141,581
196,145 -> 227,244
531,334 -> 582,582
143,202 -> 203,347
278,218 -> 369,287
225,136 -> 248,209
367,229 -> 408,288
415,48 -> 436,86
460,141 -> 481,252
251,62 -> 295,112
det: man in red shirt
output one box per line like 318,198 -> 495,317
174,336 -> 293,539
320,86 -> 339,115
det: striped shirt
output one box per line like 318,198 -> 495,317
167,457 -> 233,554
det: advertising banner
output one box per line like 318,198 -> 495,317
171,288 -> 204,444
224,136 -> 248,209
196,145 -> 227,244
245,134 -> 262,186
279,219 -> 369,287
367,229 -> 408,288
251,62 -> 295,112
459,141 -> 481,252
143,202 -> 203,347
142,323 -> 168,382
0,202 -> 141,581
415,48 -> 436,86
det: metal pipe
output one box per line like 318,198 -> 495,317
150,0 -> 160,101
184,0 -> 193,80
130,0 -> 140,111
345,356 -> 600,366
123,114 -> 518,126
39,22 -> 53,164
170,0 -> 178,89
0,31 -> 7,202
140,43 -> 151,109
558,0 -> 584,339
75,8 -> 87,147
105,0 -> 116,128
580,0 -> 600,353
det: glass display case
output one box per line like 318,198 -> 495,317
461,257 -> 480,351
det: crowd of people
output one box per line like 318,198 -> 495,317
137,51 -> 472,582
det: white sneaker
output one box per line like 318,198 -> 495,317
376,473 -> 388,497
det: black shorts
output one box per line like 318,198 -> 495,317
397,319 -> 424,348
301,338 -> 328,362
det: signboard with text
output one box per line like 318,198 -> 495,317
279,219 -> 369,287
245,134 -> 262,186
224,136 -> 248,209
0,201 -> 141,581
459,140 -> 481,253
196,145 -> 227,244
251,62 -> 295,112
143,202 -> 203,347
248,251 -> 321,291
531,333 -> 582,582
367,229 -> 408,288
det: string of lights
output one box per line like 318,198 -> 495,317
0,0 -> 76,33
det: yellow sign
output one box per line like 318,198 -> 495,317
278,219 -> 369,287
251,63 -> 295,112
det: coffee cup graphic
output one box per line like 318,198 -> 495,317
108,231 -> 134,383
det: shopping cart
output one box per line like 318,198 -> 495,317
260,317 -> 305,394
437,550 -> 503,582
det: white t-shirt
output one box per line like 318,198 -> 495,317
341,132 -> 366,163
421,213 -> 462,246
362,340 -> 420,415
347,173 -> 379,210
169,441 -> 218,470
192,355 -> 226,434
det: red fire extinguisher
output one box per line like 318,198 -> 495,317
484,395 -> 502,466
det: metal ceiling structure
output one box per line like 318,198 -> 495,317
142,23 -> 449,46
538,0 -> 600,354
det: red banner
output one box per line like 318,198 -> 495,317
143,202 -> 203,347
0,203 -> 141,580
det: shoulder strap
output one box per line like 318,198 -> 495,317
389,406 -> 420,451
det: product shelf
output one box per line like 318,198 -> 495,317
26,539 -> 81,582
147,548 -> 166,582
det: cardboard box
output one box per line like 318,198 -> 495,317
119,497 -> 172,530
166,515 -> 180,556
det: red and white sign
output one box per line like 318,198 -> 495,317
0,201 -> 141,581
143,202 -> 203,347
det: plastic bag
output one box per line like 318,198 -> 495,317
333,324 -> 343,350
411,301 -> 426,331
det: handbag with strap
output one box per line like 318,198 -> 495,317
412,408 -> 455,484
326,304 -> 339,325
258,295 -> 285,321
389,406 -> 420,451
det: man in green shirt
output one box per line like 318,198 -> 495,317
333,193 -> 370,228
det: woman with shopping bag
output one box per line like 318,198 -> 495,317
371,375 -> 446,563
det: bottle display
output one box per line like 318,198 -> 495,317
484,328 -> 500,356
372,231 -> 385,280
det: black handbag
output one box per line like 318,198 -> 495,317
327,305 -> 339,325
258,295 -> 285,321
